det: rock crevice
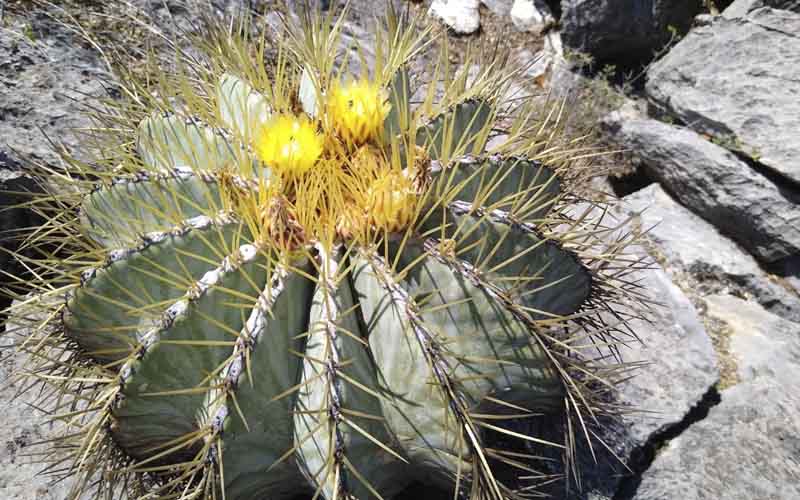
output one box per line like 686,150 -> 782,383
603,116 -> 800,265
612,384 -> 722,500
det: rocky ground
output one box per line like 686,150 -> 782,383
1,0 -> 798,499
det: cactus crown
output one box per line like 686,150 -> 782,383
1,5 -> 649,500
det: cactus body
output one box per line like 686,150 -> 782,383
3,9 -> 646,500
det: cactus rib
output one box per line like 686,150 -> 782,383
218,260 -> 314,500
111,241 -> 267,460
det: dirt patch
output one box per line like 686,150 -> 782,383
699,312 -> 739,390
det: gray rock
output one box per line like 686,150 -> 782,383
603,116 -> 800,265
704,294 -> 800,383
510,0 -> 555,33
692,12 -> 716,25
336,21 -> 376,75
572,258 -> 719,499
0,27 -> 105,164
723,0 -> 800,18
722,0 -> 760,17
613,266 -> 719,444
633,296 -> 800,500
560,0 -> 703,65
633,376 -> 800,500
788,275 -> 800,296
428,0 -> 482,35
621,184 -> 800,323
0,324 -> 74,499
647,7 -> 800,184
482,0 -> 514,15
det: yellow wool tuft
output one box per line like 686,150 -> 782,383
255,114 -> 323,176
328,80 -> 390,146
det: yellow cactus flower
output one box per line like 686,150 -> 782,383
366,170 -> 417,232
255,114 -> 323,176
328,79 -> 390,146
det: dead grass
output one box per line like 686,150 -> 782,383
701,314 -> 740,390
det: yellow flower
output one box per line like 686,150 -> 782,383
255,114 -> 323,176
328,79 -> 390,146
366,169 -> 417,232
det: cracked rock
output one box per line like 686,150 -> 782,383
570,254 -> 719,499
621,184 -> 800,323
632,295 -> 800,500
603,115 -> 800,265
633,376 -> 800,500
0,27 -> 105,164
647,7 -> 800,184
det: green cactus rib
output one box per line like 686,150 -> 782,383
81,170 -> 227,247
428,156 -> 561,222
351,249 -> 479,484
111,240 -> 269,460
64,212 -> 245,364
217,73 -> 271,141
351,244 -> 565,490
418,99 -> 492,161
219,261 -> 315,500
422,202 -> 591,319
295,246 -> 411,500
137,113 -> 244,173
415,238 -> 599,432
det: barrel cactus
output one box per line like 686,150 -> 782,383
3,7 -> 646,500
